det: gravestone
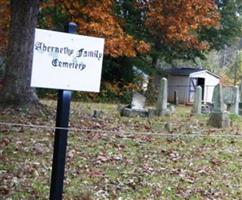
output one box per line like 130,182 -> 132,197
120,92 -> 149,117
119,79 -> 175,117
156,77 -> 169,116
230,86 -> 239,114
131,92 -> 146,110
212,84 -> 224,112
208,84 -> 230,128
223,86 -> 239,114
239,81 -> 242,102
223,86 -> 233,106
164,122 -> 173,133
191,86 -> 202,115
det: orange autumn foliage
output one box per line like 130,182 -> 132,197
0,0 -> 150,57
144,0 -> 220,50
43,0 -> 150,57
0,0 -> 220,57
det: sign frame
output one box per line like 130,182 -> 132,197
31,27 -> 104,92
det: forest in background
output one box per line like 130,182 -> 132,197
0,0 -> 242,104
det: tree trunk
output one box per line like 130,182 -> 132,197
0,0 -> 39,106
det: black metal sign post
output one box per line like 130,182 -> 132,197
49,23 -> 77,200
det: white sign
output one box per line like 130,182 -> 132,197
31,28 -> 104,92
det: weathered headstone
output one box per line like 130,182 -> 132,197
164,122 -> 173,133
230,86 -> 239,114
212,84 -> 224,112
92,110 -> 104,118
156,77 -> 169,115
208,83 -> 230,128
208,112 -> 230,128
223,86 -> 239,114
223,86 -> 234,106
191,86 -> 202,115
120,92 -> 148,117
169,105 -> 176,114
131,92 -> 146,110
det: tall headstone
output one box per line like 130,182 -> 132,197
208,83 -> 230,128
191,86 -> 202,115
212,83 -> 224,112
156,77 -> 169,115
230,86 -> 239,114
239,81 -> 242,102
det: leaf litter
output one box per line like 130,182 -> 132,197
0,100 -> 242,199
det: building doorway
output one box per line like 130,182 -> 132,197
189,77 -> 205,102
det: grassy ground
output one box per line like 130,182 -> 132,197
0,100 -> 242,199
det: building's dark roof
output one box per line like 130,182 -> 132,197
161,67 -> 205,76
161,67 -> 220,79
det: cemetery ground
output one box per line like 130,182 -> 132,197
1,100 -> 242,200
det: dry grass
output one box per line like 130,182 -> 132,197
0,100 -> 242,199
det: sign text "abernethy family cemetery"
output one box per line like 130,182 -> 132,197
31,28 -> 104,92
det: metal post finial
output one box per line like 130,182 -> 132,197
66,22 -> 77,34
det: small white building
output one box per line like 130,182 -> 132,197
161,67 -> 220,104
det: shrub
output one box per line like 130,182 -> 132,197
37,81 -> 145,104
